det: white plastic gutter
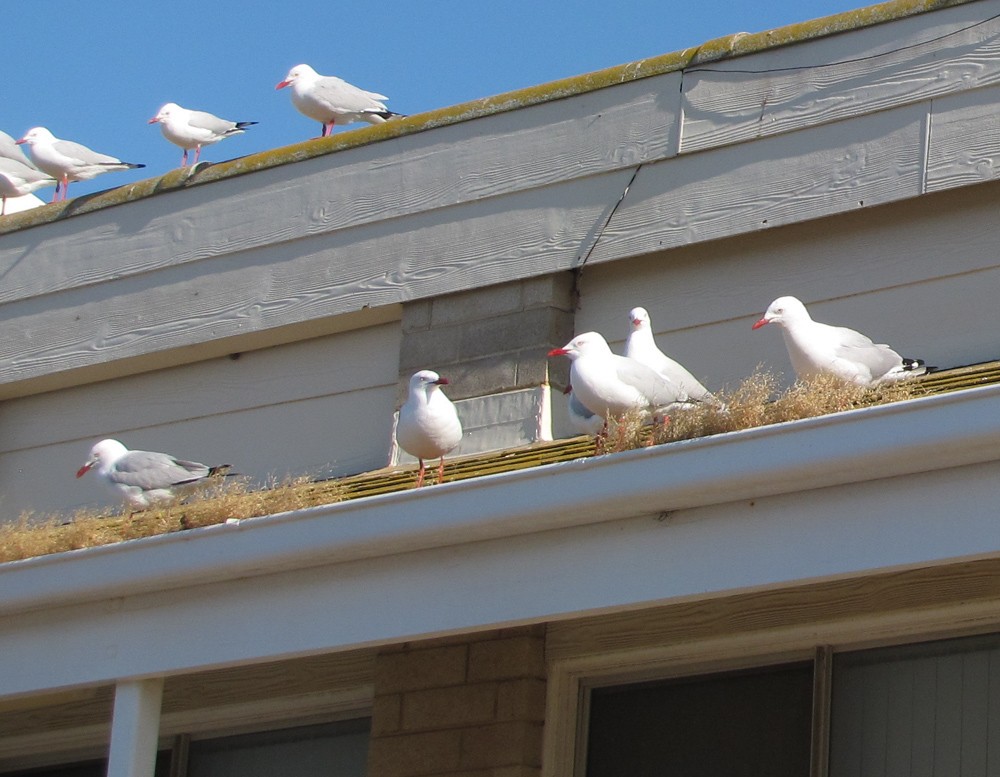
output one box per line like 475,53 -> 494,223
2,382 -> 1000,620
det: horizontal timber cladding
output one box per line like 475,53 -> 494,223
0,322 -> 402,517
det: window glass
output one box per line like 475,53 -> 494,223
586,662 -> 813,777
187,719 -> 370,777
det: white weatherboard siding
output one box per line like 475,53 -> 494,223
576,181 -> 1000,392
2,1 -> 1000,398
0,321 -> 401,516
3,385 -> 1000,700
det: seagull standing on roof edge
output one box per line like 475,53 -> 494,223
548,332 -> 691,421
16,127 -> 145,202
76,439 -> 232,512
752,295 -> 929,386
625,306 -> 721,406
396,370 -> 464,488
149,103 -> 257,167
276,64 -> 404,138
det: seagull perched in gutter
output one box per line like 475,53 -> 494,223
276,63 -> 404,138
16,127 -> 145,202
624,306 -> 720,406
548,332 -> 691,421
396,370 -> 464,487
149,102 -> 257,166
76,439 -> 232,511
752,295 -> 929,386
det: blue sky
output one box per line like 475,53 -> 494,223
7,0 -> 867,199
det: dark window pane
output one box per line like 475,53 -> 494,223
587,663 -> 813,777
187,719 -> 370,777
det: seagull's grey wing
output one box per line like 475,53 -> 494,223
829,324 -> 902,377
52,139 -> 121,166
186,110 -> 237,135
614,355 -> 687,406
0,157 -> 53,183
316,75 -> 388,111
110,450 -> 209,490
0,131 -> 34,167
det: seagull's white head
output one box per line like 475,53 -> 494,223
149,103 -> 181,125
16,127 -> 54,147
752,295 -> 810,330
76,439 -> 129,478
408,369 -> 449,399
548,332 -> 613,361
276,64 -> 318,90
629,307 -> 651,332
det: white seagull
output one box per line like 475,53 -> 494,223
0,129 -> 37,168
276,63 -> 403,138
565,385 -> 606,436
16,127 -> 145,202
548,332 -> 690,420
0,158 -> 56,215
625,307 -> 719,404
396,370 -> 464,487
149,102 -> 257,166
76,439 -> 231,511
752,295 -> 928,386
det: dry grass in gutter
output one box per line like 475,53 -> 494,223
596,369 -> 927,454
0,476 -> 341,565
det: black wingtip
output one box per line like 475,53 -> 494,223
235,121 -> 259,130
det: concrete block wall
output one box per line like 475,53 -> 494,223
398,274 -> 575,403
368,626 -> 547,777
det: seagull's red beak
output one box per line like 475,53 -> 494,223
275,79 -> 291,90
434,377 -> 450,386
548,347 -> 569,357
751,318 -> 769,330
75,462 -> 93,479
148,117 -> 160,124
14,138 -> 26,146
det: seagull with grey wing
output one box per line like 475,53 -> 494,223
276,63 -> 404,138
752,295 -> 928,386
16,127 -> 145,202
149,102 -> 257,166
625,306 -> 721,406
76,439 -> 232,511
548,332 -> 691,421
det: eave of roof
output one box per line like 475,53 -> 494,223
0,0 -> 977,237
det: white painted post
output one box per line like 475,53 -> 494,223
106,678 -> 164,777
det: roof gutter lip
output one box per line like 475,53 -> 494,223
1,381 -> 999,617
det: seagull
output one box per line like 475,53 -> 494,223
149,102 -> 257,166
752,295 -> 928,385
565,385 -> 605,436
0,158 -> 56,215
625,307 -> 719,405
16,127 -> 145,202
76,439 -> 231,511
0,129 -> 37,168
396,370 -> 464,487
548,332 -> 690,420
276,64 -> 403,138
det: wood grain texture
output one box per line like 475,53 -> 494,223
0,76 -> 679,309
0,169 -> 632,393
926,84 -> 1000,191
588,103 -> 927,262
680,1 -> 1000,153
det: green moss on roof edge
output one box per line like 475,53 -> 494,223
0,0 -> 976,236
